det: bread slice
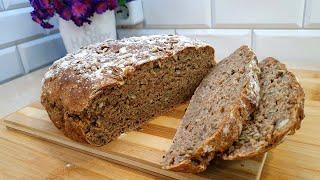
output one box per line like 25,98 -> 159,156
162,46 -> 260,173
41,35 -> 215,146
222,57 -> 305,160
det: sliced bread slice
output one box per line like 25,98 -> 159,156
162,46 -> 260,173
222,57 -> 305,160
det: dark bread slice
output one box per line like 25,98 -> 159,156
162,46 -> 260,173
41,35 -> 215,146
222,57 -> 305,160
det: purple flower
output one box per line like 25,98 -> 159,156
29,0 -> 134,29
60,8 -> 72,20
95,1 -> 108,14
38,0 -> 50,8
107,0 -> 118,10
71,2 -> 88,17
30,0 -> 55,28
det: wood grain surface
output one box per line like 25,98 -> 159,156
3,102 -> 266,180
0,69 -> 319,179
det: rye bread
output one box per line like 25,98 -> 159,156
41,35 -> 215,146
162,46 -> 260,173
222,57 -> 305,160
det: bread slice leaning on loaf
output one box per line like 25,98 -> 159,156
41,35 -> 215,146
162,46 -> 261,173
222,57 -> 305,160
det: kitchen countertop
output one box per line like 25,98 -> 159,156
0,67 -> 319,179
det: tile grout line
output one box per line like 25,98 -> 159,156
302,0 -> 308,28
14,45 -> 26,74
250,29 -> 254,49
0,34 -> 48,50
211,0 -> 215,29
16,43 -> 30,73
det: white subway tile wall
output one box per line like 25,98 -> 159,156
117,29 -> 175,39
213,0 -> 305,28
119,0 -> 319,70
0,46 -> 24,83
304,0 -> 320,28
18,34 -> 66,73
0,3 -> 66,84
176,29 -> 251,61
141,0 -> 212,28
2,0 -> 29,10
1,1 -> 320,84
0,8 -> 45,46
253,30 -> 320,70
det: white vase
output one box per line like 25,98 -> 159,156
115,0 -> 144,26
59,11 -> 117,53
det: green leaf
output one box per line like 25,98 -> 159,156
119,0 -> 126,6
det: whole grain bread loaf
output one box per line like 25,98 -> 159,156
41,35 -> 215,146
222,57 -> 305,160
162,46 -> 260,173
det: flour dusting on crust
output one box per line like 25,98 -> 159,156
43,35 -> 209,83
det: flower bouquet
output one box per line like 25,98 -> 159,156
30,0 -> 133,52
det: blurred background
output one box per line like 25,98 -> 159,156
0,0 -> 319,116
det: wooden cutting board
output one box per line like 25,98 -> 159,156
3,102 -> 267,180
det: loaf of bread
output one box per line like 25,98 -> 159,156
162,46 -> 260,173
41,35 -> 215,146
222,57 -> 305,160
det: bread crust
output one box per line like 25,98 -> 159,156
164,107 -> 248,172
222,57 -> 305,160
41,35 -> 215,145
